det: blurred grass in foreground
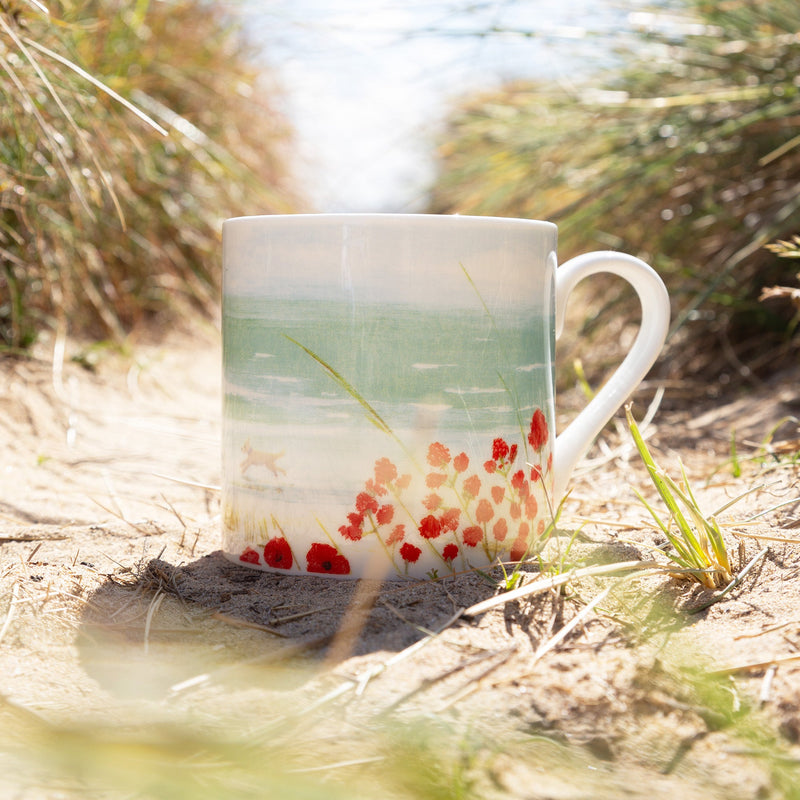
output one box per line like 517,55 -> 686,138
0,0 -> 299,349
430,0 -> 800,381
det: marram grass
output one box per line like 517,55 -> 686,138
0,0 -> 299,348
626,404 -> 732,589
430,0 -> 800,380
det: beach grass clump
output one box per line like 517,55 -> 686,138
0,0 -> 299,349
429,0 -> 800,380
626,405 -> 732,589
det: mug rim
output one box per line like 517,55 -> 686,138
223,212 -> 557,233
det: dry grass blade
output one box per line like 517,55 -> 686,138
532,584 -> 613,662
463,560 -> 659,618
22,37 -> 168,137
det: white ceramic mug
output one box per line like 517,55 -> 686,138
221,214 -> 669,579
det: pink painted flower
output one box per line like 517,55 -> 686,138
453,452 -> 469,473
339,520 -> 363,541
263,537 -> 293,569
475,498 -> 494,524
385,524 -> 405,545
483,459 -> 497,474
442,543 -> 459,562
463,474 -> 481,497
365,478 -> 388,497
374,457 -> 398,485
492,518 -> 508,542
427,442 -> 451,468
511,470 -> 525,491
491,485 -> 505,505
462,526 -> 483,547
396,473 -> 412,490
423,493 -> 442,511
426,472 -> 447,489
356,492 -> 379,515
440,507 -> 461,532
525,494 -> 538,520
419,514 -> 443,539
509,502 -> 521,520
400,542 -> 422,564
376,504 -> 394,525
510,522 -> 530,561
528,409 -> 549,452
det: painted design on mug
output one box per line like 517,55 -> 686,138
230,408 -> 552,578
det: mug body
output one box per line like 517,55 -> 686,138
222,214 -> 557,579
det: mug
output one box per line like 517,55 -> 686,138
221,214 -> 669,580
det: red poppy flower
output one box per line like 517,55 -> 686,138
525,494 -> 538,520
376,504 -> 394,525
528,409 -> 549,452
492,437 -> 510,462
491,485 -> 505,505
427,442 -> 451,468
442,543 -> 459,561
530,464 -> 542,482
306,542 -> 350,575
475,498 -> 494,523
463,474 -> 481,497
510,470 -> 525,491
483,459 -> 497,474
493,518 -> 508,542
425,472 -> 447,489
440,507 -> 461,532
263,537 -> 293,569
547,452 -> 553,472
400,542 -> 422,563
509,502 -> 521,520
423,493 -> 442,511
453,452 -> 469,473
419,514 -> 443,539
462,526 -> 483,547
239,547 -> 260,565
356,492 -> 379,515
396,473 -> 412,490
385,524 -> 405,545
374,457 -> 398,485
508,444 -> 518,464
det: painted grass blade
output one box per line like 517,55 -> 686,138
283,335 -> 394,438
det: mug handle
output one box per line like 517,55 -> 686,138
552,251 -> 670,500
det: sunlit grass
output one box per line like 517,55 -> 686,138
626,404 -> 733,589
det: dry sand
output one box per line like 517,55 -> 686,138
1,327 -> 799,798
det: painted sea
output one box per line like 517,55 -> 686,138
222,293 -> 555,576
